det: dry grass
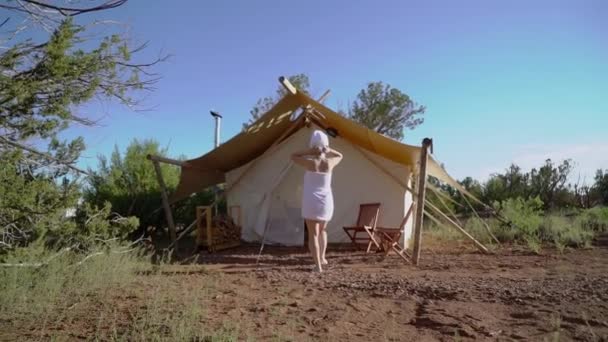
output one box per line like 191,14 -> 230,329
422,208 -> 607,254
2,242 -> 607,341
0,244 -> 243,341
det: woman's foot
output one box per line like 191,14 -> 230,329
321,258 -> 328,265
313,265 -> 323,273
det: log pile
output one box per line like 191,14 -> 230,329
197,206 -> 241,252
210,214 -> 241,248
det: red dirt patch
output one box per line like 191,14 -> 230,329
3,242 -> 608,341
193,244 -> 608,341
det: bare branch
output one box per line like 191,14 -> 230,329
0,17 -> 9,28
20,0 -> 128,17
0,4 -> 30,15
0,245 -> 74,267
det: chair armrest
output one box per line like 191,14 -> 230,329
343,226 -> 365,230
375,227 -> 401,232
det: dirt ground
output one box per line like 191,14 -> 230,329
4,237 -> 608,341
187,240 -> 608,341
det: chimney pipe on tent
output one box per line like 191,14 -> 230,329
209,111 -> 222,148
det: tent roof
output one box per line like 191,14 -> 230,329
171,91 -> 459,202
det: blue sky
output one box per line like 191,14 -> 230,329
60,0 -> 607,183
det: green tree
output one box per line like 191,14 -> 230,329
85,139 -> 181,230
0,149 -> 80,250
479,160 -> 574,210
593,169 -> 608,205
460,177 -> 484,199
0,1 -> 161,251
482,175 -> 508,205
85,139 -> 217,232
500,165 -> 529,199
528,159 -> 573,209
348,81 -> 425,140
246,73 -> 310,127
482,164 -> 529,205
1,0 -> 161,171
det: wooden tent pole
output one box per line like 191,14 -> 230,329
427,183 -> 465,208
425,201 -> 490,254
459,190 -> 501,245
429,185 -> 463,226
168,218 -> 197,249
152,160 -> 177,246
146,154 -> 221,175
279,76 -> 331,102
147,154 -> 185,166
412,138 -> 432,265
318,89 -> 331,103
279,76 -> 298,94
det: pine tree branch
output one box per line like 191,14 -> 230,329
0,136 -> 91,175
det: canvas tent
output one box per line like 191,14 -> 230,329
168,79 -> 472,249
225,125 -> 415,245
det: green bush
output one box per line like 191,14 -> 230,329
524,236 -> 542,254
0,149 -> 80,250
576,206 -> 608,233
425,201 -> 606,253
85,139 -> 181,233
423,219 -> 459,239
493,196 -> 544,243
1,154 -> 139,254
489,197 -> 600,252
464,217 -> 494,244
85,139 -> 219,234
539,214 -> 594,249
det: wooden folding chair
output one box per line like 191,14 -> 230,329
342,203 -> 382,252
375,203 -> 415,263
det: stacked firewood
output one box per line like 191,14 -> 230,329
198,212 -> 241,251
209,214 -> 241,245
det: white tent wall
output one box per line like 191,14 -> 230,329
226,126 -> 413,246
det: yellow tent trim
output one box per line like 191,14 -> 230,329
170,90 -> 461,202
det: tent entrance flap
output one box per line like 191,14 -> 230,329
259,161 -> 305,247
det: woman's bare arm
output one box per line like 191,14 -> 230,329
323,147 -> 343,160
291,147 -> 321,170
292,147 -> 322,158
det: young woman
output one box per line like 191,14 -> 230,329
291,130 -> 343,272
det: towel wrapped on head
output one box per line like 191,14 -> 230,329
309,130 -> 329,149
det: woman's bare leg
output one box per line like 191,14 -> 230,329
319,221 -> 328,265
306,220 -> 322,272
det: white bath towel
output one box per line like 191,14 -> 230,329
301,171 -> 334,221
